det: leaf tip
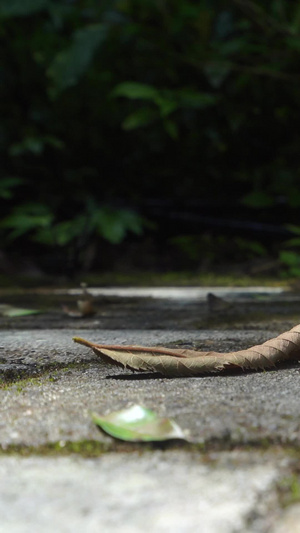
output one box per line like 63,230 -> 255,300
72,336 -> 92,347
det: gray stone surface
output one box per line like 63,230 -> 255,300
55,285 -> 287,300
0,450 -> 286,533
1,285 -> 300,331
1,328 -> 299,448
0,327 -> 282,378
273,504 -> 300,533
0,288 -> 300,532
1,357 -> 299,449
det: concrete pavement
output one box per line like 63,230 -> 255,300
0,287 -> 299,532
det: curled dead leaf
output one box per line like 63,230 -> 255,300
62,283 -> 96,317
73,324 -> 300,376
207,292 -> 233,312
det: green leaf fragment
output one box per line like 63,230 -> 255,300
122,108 -> 157,130
112,82 -> 159,100
0,177 -> 23,199
48,24 -> 107,95
0,305 -> 40,317
91,405 -> 186,442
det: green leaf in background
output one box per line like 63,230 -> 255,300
1,203 -> 53,240
9,137 -> 44,156
94,207 -> 144,244
0,177 -> 23,199
47,24 -> 107,95
114,83 -> 217,134
35,219 -> 79,247
285,224 -> 300,236
177,89 -> 218,109
9,136 -> 64,156
92,405 -> 186,442
122,107 -> 157,130
0,305 -> 40,317
155,95 -> 178,117
279,250 -> 300,277
163,119 -> 179,139
112,82 -> 159,100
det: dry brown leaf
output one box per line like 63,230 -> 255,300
62,283 -> 96,317
207,292 -> 233,312
73,324 -> 300,376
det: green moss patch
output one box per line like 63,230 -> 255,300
0,362 -> 92,387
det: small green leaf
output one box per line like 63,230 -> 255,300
283,237 -> 300,248
48,24 -> 107,95
122,108 -> 157,130
92,405 -> 186,442
0,305 -> 40,317
1,203 -> 53,240
164,119 -> 178,139
280,250 -> 300,267
94,208 -> 144,244
0,177 -> 23,199
112,82 -> 159,100
177,89 -> 218,109
286,224 -> 300,236
9,137 -> 44,156
155,95 -> 178,117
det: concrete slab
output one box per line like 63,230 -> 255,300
1,364 -> 299,449
273,504 -> 300,533
52,286 -> 287,300
0,327 -> 274,377
0,450 -> 287,533
0,329 -> 299,448
0,289 -> 299,532
1,286 -> 300,332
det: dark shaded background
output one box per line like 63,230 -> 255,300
1,0 -> 300,280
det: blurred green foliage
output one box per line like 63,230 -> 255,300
1,0 -> 300,272
279,225 -> 300,277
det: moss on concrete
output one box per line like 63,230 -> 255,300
0,362 -> 92,387
277,473 -> 300,508
1,438 -> 299,459
0,440 -> 110,457
0,439 -> 179,457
